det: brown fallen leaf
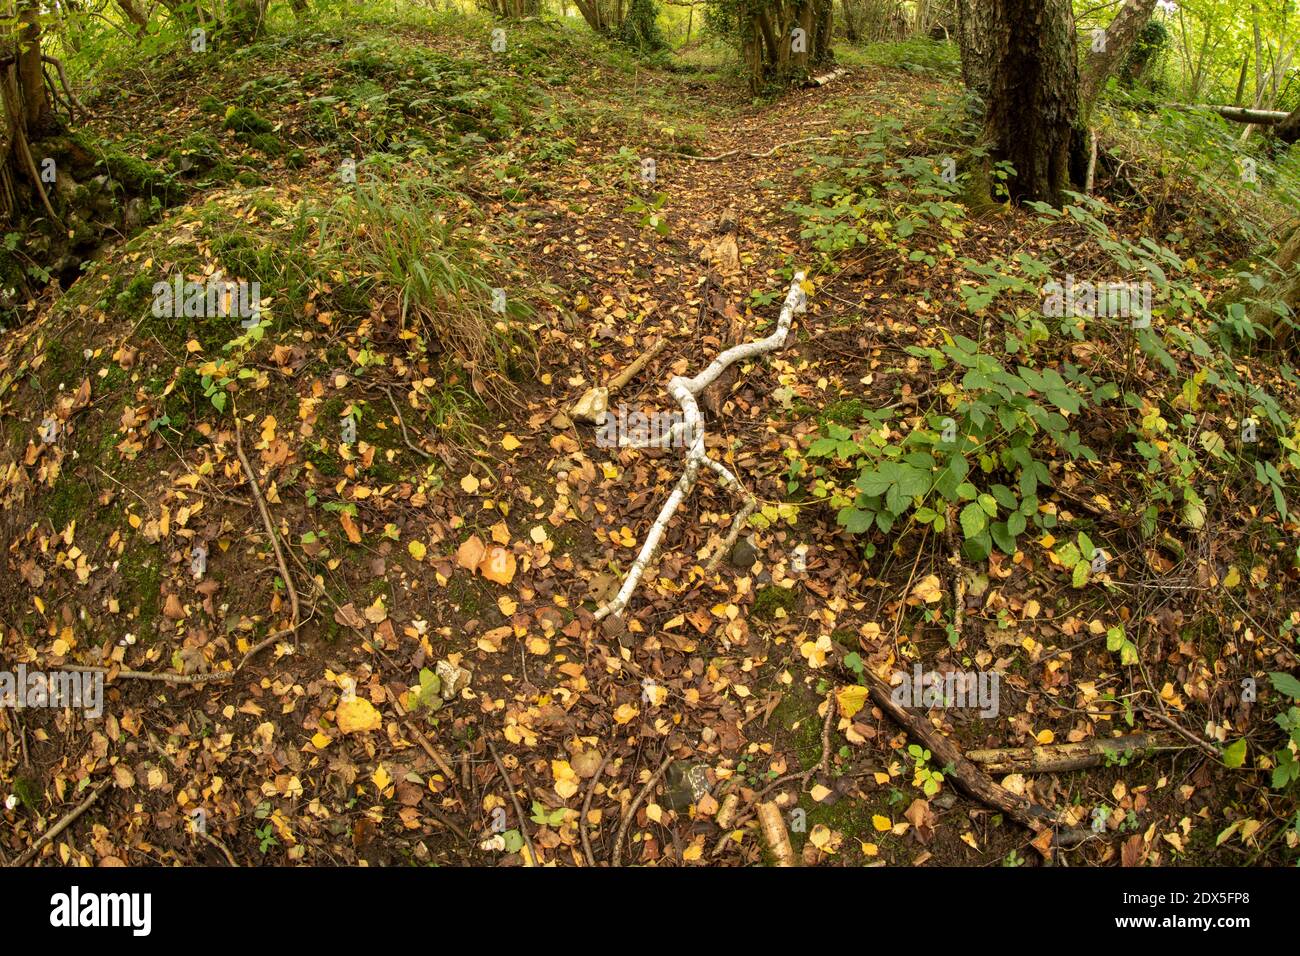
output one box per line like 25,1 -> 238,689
456,534 -> 487,572
479,546 -> 516,585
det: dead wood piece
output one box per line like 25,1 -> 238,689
966,733 -> 1182,774
580,747 -> 616,867
488,740 -> 538,867
756,801 -> 796,866
856,664 -> 1067,837
234,419 -> 300,631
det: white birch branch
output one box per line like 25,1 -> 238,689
593,272 -> 808,621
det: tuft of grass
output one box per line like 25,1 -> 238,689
321,161 -> 534,402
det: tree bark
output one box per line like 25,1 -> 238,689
1078,0 -> 1158,123
16,0 -> 51,135
115,0 -> 151,33
955,0 -> 992,101
984,0 -> 1083,204
1249,221 -> 1300,349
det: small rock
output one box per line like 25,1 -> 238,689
570,386 -> 609,424
729,536 -> 758,570
435,660 -> 471,700
664,761 -> 710,811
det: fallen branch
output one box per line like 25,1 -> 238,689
800,692 -> 835,790
234,419 -> 301,632
383,385 -> 433,460
594,274 -> 807,620
807,67 -> 846,88
570,337 -> 668,424
1163,103 -> 1292,124
608,337 -> 667,391
15,776 -> 112,866
855,664 -> 1075,840
198,829 -> 239,867
487,740 -> 537,867
579,747 -> 616,867
1139,706 -> 1221,760
703,497 -> 757,573
65,619 -> 302,684
611,752 -> 675,867
385,686 -> 460,787
966,733 -> 1183,774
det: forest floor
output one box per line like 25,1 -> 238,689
1,13 -> 1295,867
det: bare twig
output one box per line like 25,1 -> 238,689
594,275 -> 807,620
487,740 -> 537,866
15,777 -> 112,866
234,418 -> 300,631
611,752 -> 675,867
580,747 -> 616,867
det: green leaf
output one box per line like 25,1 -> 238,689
959,502 -> 987,539
1222,739 -> 1247,769
1106,625 -> 1125,653
1268,672 -> 1300,701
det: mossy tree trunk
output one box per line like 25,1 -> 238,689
2,0 -> 59,223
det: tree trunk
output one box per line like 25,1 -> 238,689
955,0 -> 992,101
984,0 -> 1083,204
1078,0 -> 1158,123
1277,102 -> 1300,145
116,0 -> 151,33
16,1 -> 51,135
1250,222 -> 1300,349
2,1 -> 59,225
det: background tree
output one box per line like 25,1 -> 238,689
1078,0 -> 1159,122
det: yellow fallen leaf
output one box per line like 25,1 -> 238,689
910,574 -> 944,604
872,815 -> 892,832
460,473 -> 480,494
336,697 -> 382,734
501,434 -> 521,451
836,684 -> 869,720
408,540 -> 427,561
